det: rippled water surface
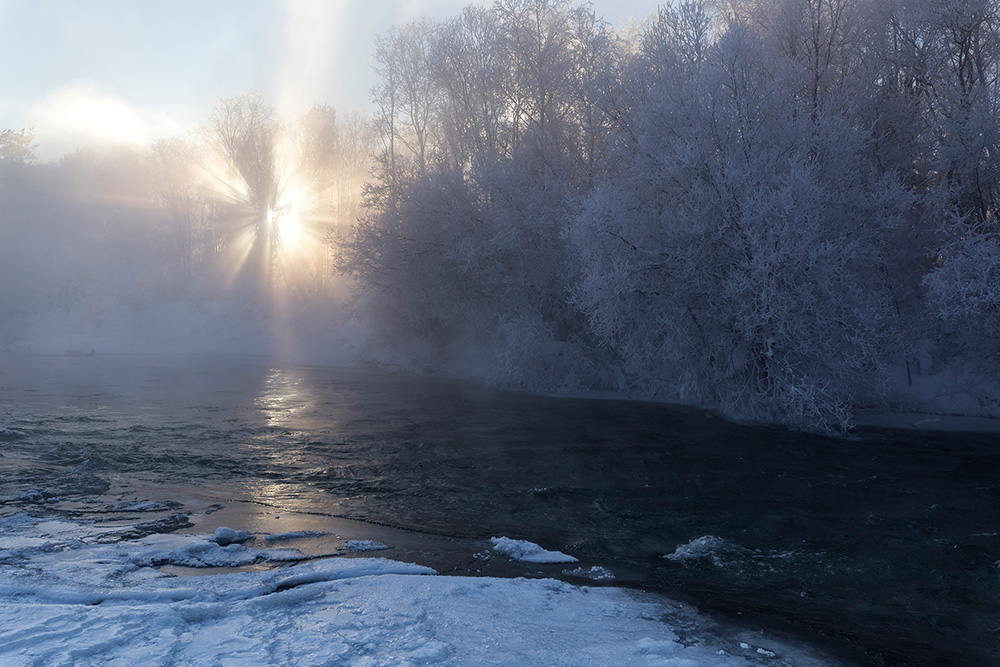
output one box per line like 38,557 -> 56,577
1,355 -> 998,665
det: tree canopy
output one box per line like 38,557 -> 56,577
335,0 -> 1000,431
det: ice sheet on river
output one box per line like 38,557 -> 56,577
0,513 -> 838,666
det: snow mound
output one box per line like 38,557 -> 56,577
345,539 -> 389,552
131,538 -> 305,568
490,536 -> 578,563
110,500 -> 183,513
211,526 -> 254,546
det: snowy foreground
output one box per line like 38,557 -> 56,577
0,514 -> 842,666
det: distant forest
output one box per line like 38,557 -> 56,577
3,0 -> 1000,431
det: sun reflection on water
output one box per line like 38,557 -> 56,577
254,367 -> 308,427
245,367 -> 338,513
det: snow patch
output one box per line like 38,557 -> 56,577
211,526 -> 254,546
0,513 -> 844,665
110,500 -> 183,513
490,536 -> 578,563
345,539 -> 389,552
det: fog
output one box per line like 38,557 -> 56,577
0,102 -> 369,364
4,0 -> 1000,432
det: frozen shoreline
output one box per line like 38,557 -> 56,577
0,511 -> 846,666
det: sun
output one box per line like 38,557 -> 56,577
267,206 -> 304,249
195,112 -> 341,304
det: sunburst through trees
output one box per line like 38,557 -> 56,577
176,92 -> 372,306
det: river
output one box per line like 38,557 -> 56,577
1,354 -> 997,665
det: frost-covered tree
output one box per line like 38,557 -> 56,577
432,6 -> 512,168
296,106 -> 373,232
371,20 -> 442,181
338,1 -> 616,384
335,0 -> 1000,430
924,219 -> 1000,365
204,92 -> 278,216
574,10 -> 916,430
0,128 -> 36,165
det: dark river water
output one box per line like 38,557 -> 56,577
1,355 -> 998,665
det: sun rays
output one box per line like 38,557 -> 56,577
189,109 -> 342,313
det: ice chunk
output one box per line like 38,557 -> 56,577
16,489 -> 59,503
563,565 -> 615,581
345,539 -> 389,552
490,536 -> 578,563
118,514 -> 193,540
211,527 -> 253,546
131,540 -> 305,568
664,535 -> 737,567
110,500 -> 183,513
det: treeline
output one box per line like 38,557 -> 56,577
0,97 -> 373,336
335,0 -> 1000,431
3,0 -> 997,430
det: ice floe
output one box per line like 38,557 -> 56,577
211,526 -> 254,546
490,536 -> 578,563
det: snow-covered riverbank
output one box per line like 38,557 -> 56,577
0,513 -> 841,666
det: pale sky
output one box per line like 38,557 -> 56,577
0,0 -> 656,160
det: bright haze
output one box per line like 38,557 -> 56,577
0,0 -> 653,159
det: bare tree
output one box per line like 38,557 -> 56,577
371,20 -> 441,181
433,6 -> 512,167
203,91 -> 278,298
151,137 -> 201,293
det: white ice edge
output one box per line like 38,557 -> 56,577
0,513 -> 840,665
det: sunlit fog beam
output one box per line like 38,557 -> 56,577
276,0 -> 346,119
219,225 -> 259,293
195,154 -> 251,205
